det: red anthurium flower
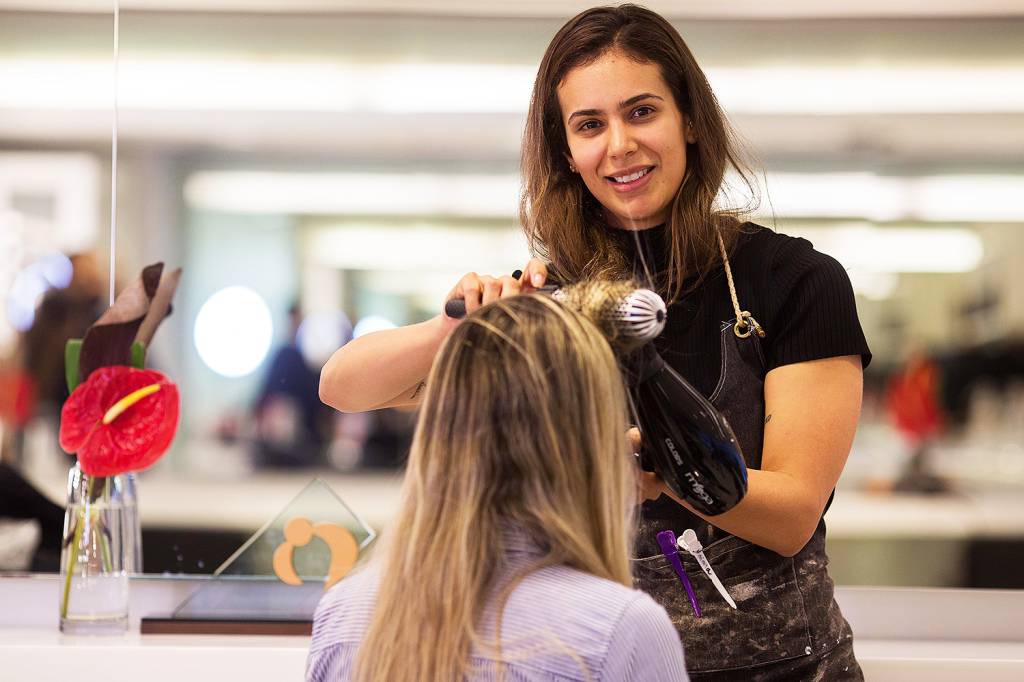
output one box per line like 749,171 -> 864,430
60,366 -> 180,477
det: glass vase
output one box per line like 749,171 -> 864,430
58,463 -> 134,634
122,472 -> 143,573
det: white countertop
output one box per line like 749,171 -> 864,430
2,577 -> 1024,682
0,630 -> 309,681
4,629 -> 1022,682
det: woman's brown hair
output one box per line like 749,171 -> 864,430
521,3 -> 757,303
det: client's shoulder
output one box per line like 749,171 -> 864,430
310,564 -> 381,647
509,564 -> 661,637
490,565 -> 677,677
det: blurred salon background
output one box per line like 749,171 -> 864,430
1,1 -> 1023,588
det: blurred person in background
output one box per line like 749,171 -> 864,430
18,252 -> 104,439
357,407 -> 415,470
252,301 -> 333,468
885,346 -> 949,493
0,462 -> 64,571
319,5 -> 869,679
308,295 -> 687,682
1,251 -> 104,571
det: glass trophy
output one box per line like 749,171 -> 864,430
141,478 -> 376,634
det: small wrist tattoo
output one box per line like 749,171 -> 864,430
764,414 -> 772,425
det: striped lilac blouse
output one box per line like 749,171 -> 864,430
307,532 -> 688,681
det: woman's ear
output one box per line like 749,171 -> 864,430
564,153 -> 578,173
684,117 -> 697,144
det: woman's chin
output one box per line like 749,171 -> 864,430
606,207 -> 665,230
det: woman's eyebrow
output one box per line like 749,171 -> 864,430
567,93 -> 664,122
620,92 -> 663,109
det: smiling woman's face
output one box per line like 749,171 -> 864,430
557,49 -> 694,230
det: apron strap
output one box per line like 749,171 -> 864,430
717,230 -> 766,339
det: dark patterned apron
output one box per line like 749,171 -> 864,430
632,314 -> 863,680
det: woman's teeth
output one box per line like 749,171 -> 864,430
611,168 -> 651,183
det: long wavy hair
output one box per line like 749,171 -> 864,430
521,4 -> 758,303
353,295 -> 634,682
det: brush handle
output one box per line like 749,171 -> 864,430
444,285 -> 559,319
444,298 -> 468,318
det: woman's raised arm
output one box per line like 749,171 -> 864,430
319,314 -> 452,412
319,262 -> 548,412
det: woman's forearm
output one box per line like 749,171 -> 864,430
660,469 -> 822,557
653,357 -> 862,557
319,315 -> 451,412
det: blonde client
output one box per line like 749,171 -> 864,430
306,294 -> 687,681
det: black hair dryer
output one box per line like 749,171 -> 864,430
627,343 -> 748,515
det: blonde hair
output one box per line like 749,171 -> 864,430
354,294 -> 634,682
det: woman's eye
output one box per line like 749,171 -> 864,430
631,106 -> 655,119
578,119 -> 602,132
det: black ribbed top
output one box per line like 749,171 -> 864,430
613,223 -> 871,396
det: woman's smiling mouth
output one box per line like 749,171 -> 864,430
606,165 -> 655,192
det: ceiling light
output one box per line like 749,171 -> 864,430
786,224 -> 984,273
0,58 -> 533,113
706,66 -> 1024,114
185,171 -> 519,217
3,58 -> 1024,115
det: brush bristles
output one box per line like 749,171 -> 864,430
554,280 -> 667,350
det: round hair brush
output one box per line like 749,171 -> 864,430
444,280 -> 666,351
552,280 -> 666,351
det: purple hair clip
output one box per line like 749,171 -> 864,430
657,529 -> 701,618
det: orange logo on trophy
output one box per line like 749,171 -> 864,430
272,517 -> 359,590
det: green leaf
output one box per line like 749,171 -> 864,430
130,341 -> 147,369
64,339 -> 83,393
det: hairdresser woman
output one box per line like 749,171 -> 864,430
320,5 -> 869,681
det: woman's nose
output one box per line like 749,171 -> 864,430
607,121 -> 638,159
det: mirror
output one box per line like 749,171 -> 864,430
1,3 -> 1022,590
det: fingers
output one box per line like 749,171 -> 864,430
498,276 -> 522,299
520,258 -> 548,292
445,273 -> 524,318
626,426 -> 658,504
481,277 -> 502,306
636,468 -> 666,503
627,426 -> 642,454
447,272 -> 482,316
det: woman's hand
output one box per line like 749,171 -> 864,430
637,470 -> 669,503
444,273 -> 521,318
442,258 -> 550,322
518,257 -> 549,290
628,426 -> 669,503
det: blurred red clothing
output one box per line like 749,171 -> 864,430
885,355 -> 944,444
0,368 -> 36,428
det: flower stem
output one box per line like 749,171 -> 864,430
60,475 -> 93,620
99,478 -> 113,572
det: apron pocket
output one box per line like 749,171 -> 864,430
634,537 -> 814,673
